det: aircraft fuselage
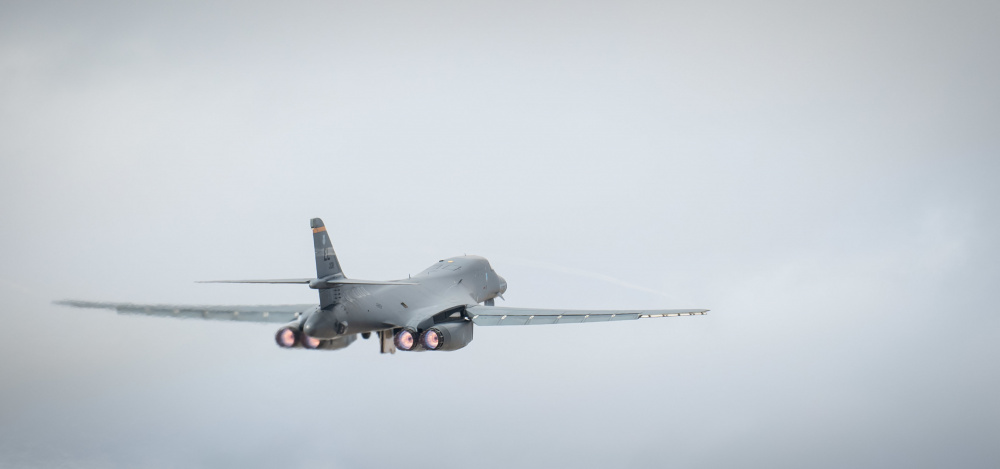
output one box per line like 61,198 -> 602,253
303,255 -> 506,338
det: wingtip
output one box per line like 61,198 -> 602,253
53,299 -> 86,306
52,300 -> 106,309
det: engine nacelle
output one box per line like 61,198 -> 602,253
420,321 -> 474,351
315,334 -> 357,351
277,326 -> 357,351
302,304 -> 349,339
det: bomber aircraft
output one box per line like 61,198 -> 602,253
58,218 -> 708,354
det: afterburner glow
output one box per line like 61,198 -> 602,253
394,329 -> 416,351
302,334 -> 321,349
422,329 -> 442,350
275,327 -> 299,348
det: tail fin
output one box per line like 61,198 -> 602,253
198,219 -> 413,312
311,218 -> 343,279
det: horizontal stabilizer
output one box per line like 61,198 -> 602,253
197,278 -> 417,287
325,278 -> 417,286
197,278 -> 312,284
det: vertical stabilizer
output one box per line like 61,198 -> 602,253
311,218 -> 343,310
311,218 -> 343,279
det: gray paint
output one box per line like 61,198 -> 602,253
1,1 -> 997,467
59,217 -> 706,353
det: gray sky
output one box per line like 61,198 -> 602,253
1,1 -> 998,467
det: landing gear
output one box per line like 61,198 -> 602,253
361,331 -> 371,339
377,330 -> 397,354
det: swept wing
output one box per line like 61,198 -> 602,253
55,300 -> 314,324
466,305 -> 708,326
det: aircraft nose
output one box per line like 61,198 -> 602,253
498,275 -> 507,294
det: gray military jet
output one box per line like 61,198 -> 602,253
58,218 -> 707,354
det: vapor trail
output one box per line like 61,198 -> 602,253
0,277 -> 44,299
505,258 -> 671,299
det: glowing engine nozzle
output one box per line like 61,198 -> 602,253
275,327 -> 300,348
421,329 -> 443,350
302,334 -> 321,349
394,328 -> 418,351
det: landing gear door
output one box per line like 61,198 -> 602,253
377,329 -> 397,354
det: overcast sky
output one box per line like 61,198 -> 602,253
1,1 -> 998,468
